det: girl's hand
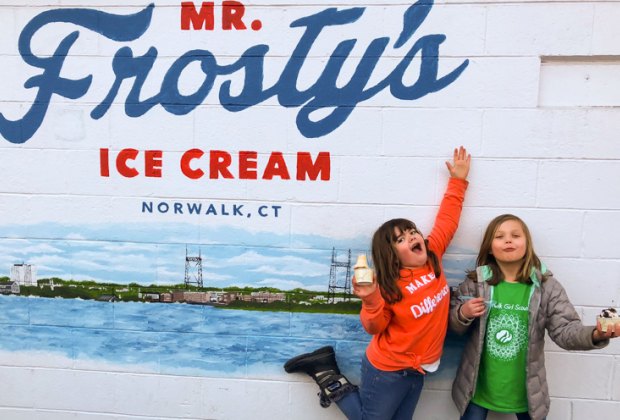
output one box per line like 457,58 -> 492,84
352,275 -> 377,299
593,320 -> 620,342
460,297 -> 486,319
445,146 -> 471,180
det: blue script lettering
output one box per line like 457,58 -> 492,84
0,0 -> 468,143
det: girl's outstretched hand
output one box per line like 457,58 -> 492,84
446,146 -> 471,180
593,320 -> 620,342
352,275 -> 377,299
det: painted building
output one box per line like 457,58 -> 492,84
0,282 -> 20,295
9,263 -> 37,287
0,1 -> 619,419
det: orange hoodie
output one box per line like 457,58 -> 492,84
361,177 -> 468,373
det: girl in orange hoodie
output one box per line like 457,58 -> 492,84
284,146 -> 471,419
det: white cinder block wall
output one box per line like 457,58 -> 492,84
0,0 -> 619,419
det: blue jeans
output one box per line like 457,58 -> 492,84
336,354 -> 424,420
461,402 -> 542,420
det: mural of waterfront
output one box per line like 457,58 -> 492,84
0,220 -> 472,385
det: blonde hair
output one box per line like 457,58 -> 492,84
468,214 -> 545,285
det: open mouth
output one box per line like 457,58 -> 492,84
411,243 -> 423,253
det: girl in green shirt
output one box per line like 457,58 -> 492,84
449,214 -> 618,420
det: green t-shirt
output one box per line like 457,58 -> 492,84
472,280 -> 533,413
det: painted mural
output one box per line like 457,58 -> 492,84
0,0 -> 472,385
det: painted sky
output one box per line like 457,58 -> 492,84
0,222 -> 372,291
0,222 -> 475,291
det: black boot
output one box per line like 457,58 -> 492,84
284,346 -> 357,408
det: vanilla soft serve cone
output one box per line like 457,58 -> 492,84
354,254 -> 374,284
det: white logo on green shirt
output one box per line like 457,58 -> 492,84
486,312 -> 528,361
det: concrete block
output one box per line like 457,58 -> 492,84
415,389 -> 460,419
538,161 -> 620,210
199,378 -> 292,419
463,159 -> 538,208
583,211 -> 620,258
0,366 -> 35,408
483,109 -> 620,159
424,3 -> 487,56
113,373 -> 204,418
584,109 -> 620,159
30,368 -> 117,413
0,8 -> 17,56
485,3 -> 593,56
546,397 -> 571,420
416,56 -> 540,108
542,257 -> 620,308
539,59 -> 620,107
613,357 -> 620,401
0,194 -> 108,228
338,156 -> 437,205
288,381 -> 345,420
546,352 -> 613,399
0,56 -> 38,103
315,107 -> 383,157
290,203 -> 383,242
193,105 -> 294,153
46,104 -> 102,146
0,408 -> 73,420
592,3 -> 620,55
572,400 -> 620,419
107,104 -> 195,152
0,149 -> 73,193
382,109 -> 483,157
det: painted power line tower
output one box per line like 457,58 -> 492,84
327,247 -> 352,303
184,246 -> 203,288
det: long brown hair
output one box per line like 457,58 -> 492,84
371,218 -> 441,304
468,214 -> 544,285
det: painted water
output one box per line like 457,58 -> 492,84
0,295 -> 465,384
